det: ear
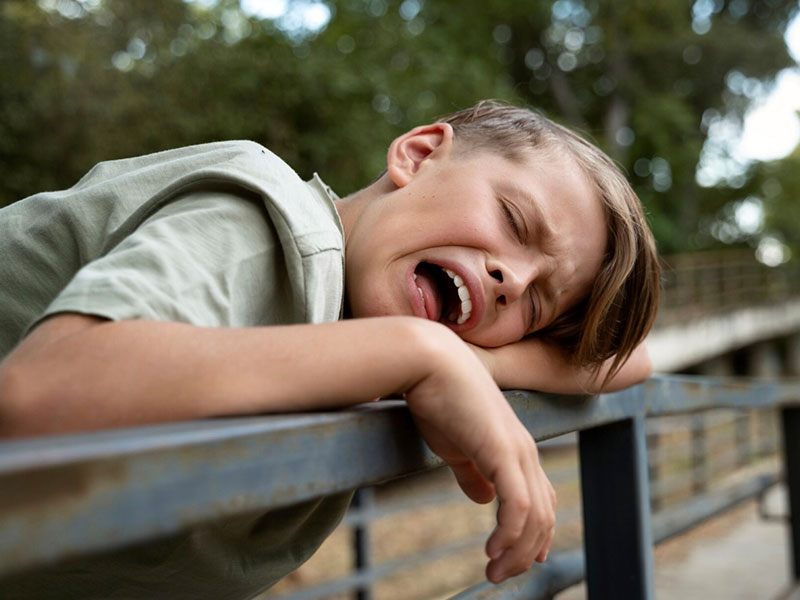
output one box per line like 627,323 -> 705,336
386,122 -> 454,188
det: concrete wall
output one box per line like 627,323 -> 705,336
648,298 -> 800,374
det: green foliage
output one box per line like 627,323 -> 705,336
1,0 -> 798,255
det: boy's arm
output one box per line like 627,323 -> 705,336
471,338 -> 652,394
0,313 -> 554,583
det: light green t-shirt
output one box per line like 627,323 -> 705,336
0,141 -> 353,599
0,140 -> 344,355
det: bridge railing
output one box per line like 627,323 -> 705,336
1,375 -> 799,599
657,250 -> 800,327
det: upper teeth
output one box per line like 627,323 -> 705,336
414,268 -> 473,325
445,269 -> 472,324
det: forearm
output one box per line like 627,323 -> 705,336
0,315 -> 449,437
0,313 -> 558,581
488,338 -> 652,394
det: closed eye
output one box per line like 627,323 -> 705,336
527,287 -> 538,333
500,200 -> 524,242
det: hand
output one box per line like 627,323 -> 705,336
405,326 -> 556,582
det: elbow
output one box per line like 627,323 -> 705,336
0,358 -> 47,438
621,344 -> 652,388
597,345 -> 652,394
635,345 -> 653,384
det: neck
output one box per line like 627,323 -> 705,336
334,173 -> 395,243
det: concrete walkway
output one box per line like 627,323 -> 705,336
558,485 -> 793,600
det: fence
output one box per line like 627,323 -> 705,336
657,250 -> 800,327
1,375 -> 799,599
266,406 -> 782,599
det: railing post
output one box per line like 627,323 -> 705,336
352,488 -> 374,600
691,412 -> 707,495
579,415 -> 655,600
735,410 -> 751,468
781,407 -> 800,581
647,419 -> 662,512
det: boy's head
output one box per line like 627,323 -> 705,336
338,100 -> 659,376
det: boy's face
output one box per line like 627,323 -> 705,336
341,126 -> 607,348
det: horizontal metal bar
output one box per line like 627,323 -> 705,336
1,375 -> 798,576
652,472 -> 779,543
0,404 -> 441,576
506,376 -> 800,443
270,532 -> 488,600
650,454 -> 775,501
448,550 -> 585,600
648,426 -> 753,469
447,471 -> 780,600
343,487 -> 467,527
646,410 -> 747,436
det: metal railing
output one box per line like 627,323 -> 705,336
656,250 -> 800,327
1,375 -> 799,599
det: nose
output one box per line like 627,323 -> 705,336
488,258 -> 539,310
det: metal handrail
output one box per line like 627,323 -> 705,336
656,252 -> 800,327
1,374 -> 800,600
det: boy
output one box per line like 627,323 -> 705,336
0,101 -> 659,598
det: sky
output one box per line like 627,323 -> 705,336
738,11 -> 800,161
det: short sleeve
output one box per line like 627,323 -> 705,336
38,190 -> 298,329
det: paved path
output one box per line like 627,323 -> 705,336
558,485 -> 792,600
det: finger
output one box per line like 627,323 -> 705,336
535,526 -> 555,563
485,467 -> 531,560
488,505 -> 552,581
488,470 -> 556,579
487,529 -> 543,582
450,460 -> 496,504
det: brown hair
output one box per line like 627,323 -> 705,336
437,100 -> 660,382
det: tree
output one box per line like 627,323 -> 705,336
2,0 -> 798,257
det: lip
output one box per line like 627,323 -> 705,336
407,259 -> 485,331
407,264 -> 428,319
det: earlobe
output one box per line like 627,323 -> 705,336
386,122 -> 454,188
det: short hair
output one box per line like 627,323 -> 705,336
437,100 -> 660,382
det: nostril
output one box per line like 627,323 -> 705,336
497,294 -> 506,306
490,270 -> 503,282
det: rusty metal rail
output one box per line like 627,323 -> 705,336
1,375 -> 800,599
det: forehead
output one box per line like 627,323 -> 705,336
496,147 -> 604,231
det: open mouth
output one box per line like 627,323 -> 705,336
413,262 -> 473,325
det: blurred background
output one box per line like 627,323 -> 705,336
3,1 -> 800,599
2,0 -> 800,261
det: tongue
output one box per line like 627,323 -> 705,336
414,265 -> 443,321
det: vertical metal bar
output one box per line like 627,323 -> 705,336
579,416 -> 655,600
691,412 -> 707,495
735,410 -> 751,468
781,407 -> 800,581
351,488 -> 374,600
758,408 -> 773,457
647,419 -> 661,513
